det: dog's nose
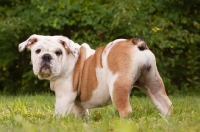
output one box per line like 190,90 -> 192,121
42,54 -> 52,62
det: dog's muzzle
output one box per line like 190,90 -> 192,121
40,54 -> 52,71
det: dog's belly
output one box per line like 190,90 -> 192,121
80,87 -> 112,109
80,68 -> 112,109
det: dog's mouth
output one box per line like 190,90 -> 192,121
41,63 -> 51,70
39,62 -> 52,76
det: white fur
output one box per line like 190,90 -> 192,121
19,35 -> 80,115
81,43 -> 95,58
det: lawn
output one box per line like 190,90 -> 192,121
0,94 -> 199,132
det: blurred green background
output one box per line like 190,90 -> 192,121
0,0 -> 199,94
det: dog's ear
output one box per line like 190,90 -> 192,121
18,34 -> 39,52
59,37 -> 80,57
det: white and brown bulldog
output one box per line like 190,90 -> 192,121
18,35 -> 172,118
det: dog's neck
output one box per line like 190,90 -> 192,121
50,53 -> 80,91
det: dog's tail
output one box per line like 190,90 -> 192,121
132,38 -> 148,51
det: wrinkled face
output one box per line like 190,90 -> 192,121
18,35 -> 80,80
30,39 -> 66,79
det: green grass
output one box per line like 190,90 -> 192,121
0,94 -> 200,132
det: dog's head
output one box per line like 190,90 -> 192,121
18,34 -> 80,80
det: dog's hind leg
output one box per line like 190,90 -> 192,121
109,75 -> 135,118
135,67 -> 173,117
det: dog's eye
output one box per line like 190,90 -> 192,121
35,49 -> 41,54
55,51 -> 62,56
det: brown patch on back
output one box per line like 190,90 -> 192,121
74,46 -> 105,102
107,39 -> 136,117
107,39 -> 134,74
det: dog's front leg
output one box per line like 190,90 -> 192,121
54,89 -> 77,116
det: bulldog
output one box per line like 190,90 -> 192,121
18,34 -> 172,118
